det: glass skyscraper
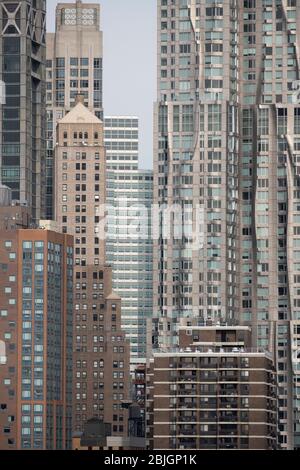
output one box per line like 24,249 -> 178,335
105,117 -> 153,367
0,0 -> 46,222
154,0 -> 239,347
154,0 -> 300,449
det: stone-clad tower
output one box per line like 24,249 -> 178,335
46,0 -> 103,219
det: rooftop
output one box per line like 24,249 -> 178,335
59,99 -> 101,125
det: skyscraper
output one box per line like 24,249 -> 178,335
0,194 -> 73,450
0,0 -> 46,222
237,0 -> 299,451
46,0 -> 103,219
105,117 -> 153,367
153,0 -> 239,347
55,96 -> 131,437
154,0 -> 300,449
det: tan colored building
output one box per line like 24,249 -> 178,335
147,321 -> 277,450
55,96 -> 131,437
46,0 -> 103,219
55,94 -> 106,263
0,206 -> 73,449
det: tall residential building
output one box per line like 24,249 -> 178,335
55,97 -> 131,436
105,117 -> 153,367
147,322 -> 277,450
154,0 -> 300,451
0,195 -> 73,450
237,1 -> 300,450
46,0 -> 103,219
153,0 -> 239,347
0,0 -> 46,222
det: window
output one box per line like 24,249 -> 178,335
295,108 -> 300,134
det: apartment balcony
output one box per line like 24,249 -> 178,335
218,387 -> 238,395
219,414 -> 238,422
177,401 -> 197,409
176,376 -> 197,382
177,387 -> 197,395
178,428 -> 197,436
219,375 -> 239,382
218,438 -> 238,450
176,415 -> 197,423
218,427 -> 238,436
177,439 -> 197,449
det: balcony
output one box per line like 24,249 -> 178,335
178,428 -> 197,436
219,397 -> 238,405
177,375 -> 197,382
177,415 -> 197,423
219,374 -> 239,382
219,414 -> 238,423
177,388 -> 197,396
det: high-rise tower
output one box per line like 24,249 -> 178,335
0,0 -> 46,222
0,202 -> 73,450
46,0 -> 103,219
154,0 -> 300,450
105,117 -> 153,368
55,96 -> 131,437
238,0 -> 300,451
153,0 -> 239,347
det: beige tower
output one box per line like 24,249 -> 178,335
55,96 -> 131,437
55,94 -> 106,264
46,0 -> 103,219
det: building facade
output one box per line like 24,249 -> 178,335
153,0 -> 239,348
46,0 -> 103,219
105,117 -> 153,367
0,0 -> 46,222
147,322 -> 277,450
55,97 -> 131,436
154,0 -> 300,449
0,206 -> 73,449
237,0 -> 300,450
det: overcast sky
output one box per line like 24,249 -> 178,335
47,0 -> 156,169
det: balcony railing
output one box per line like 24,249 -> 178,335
154,347 -> 272,360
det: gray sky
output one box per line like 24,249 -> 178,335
47,0 -> 156,169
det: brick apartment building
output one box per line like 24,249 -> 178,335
147,321 -> 277,450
